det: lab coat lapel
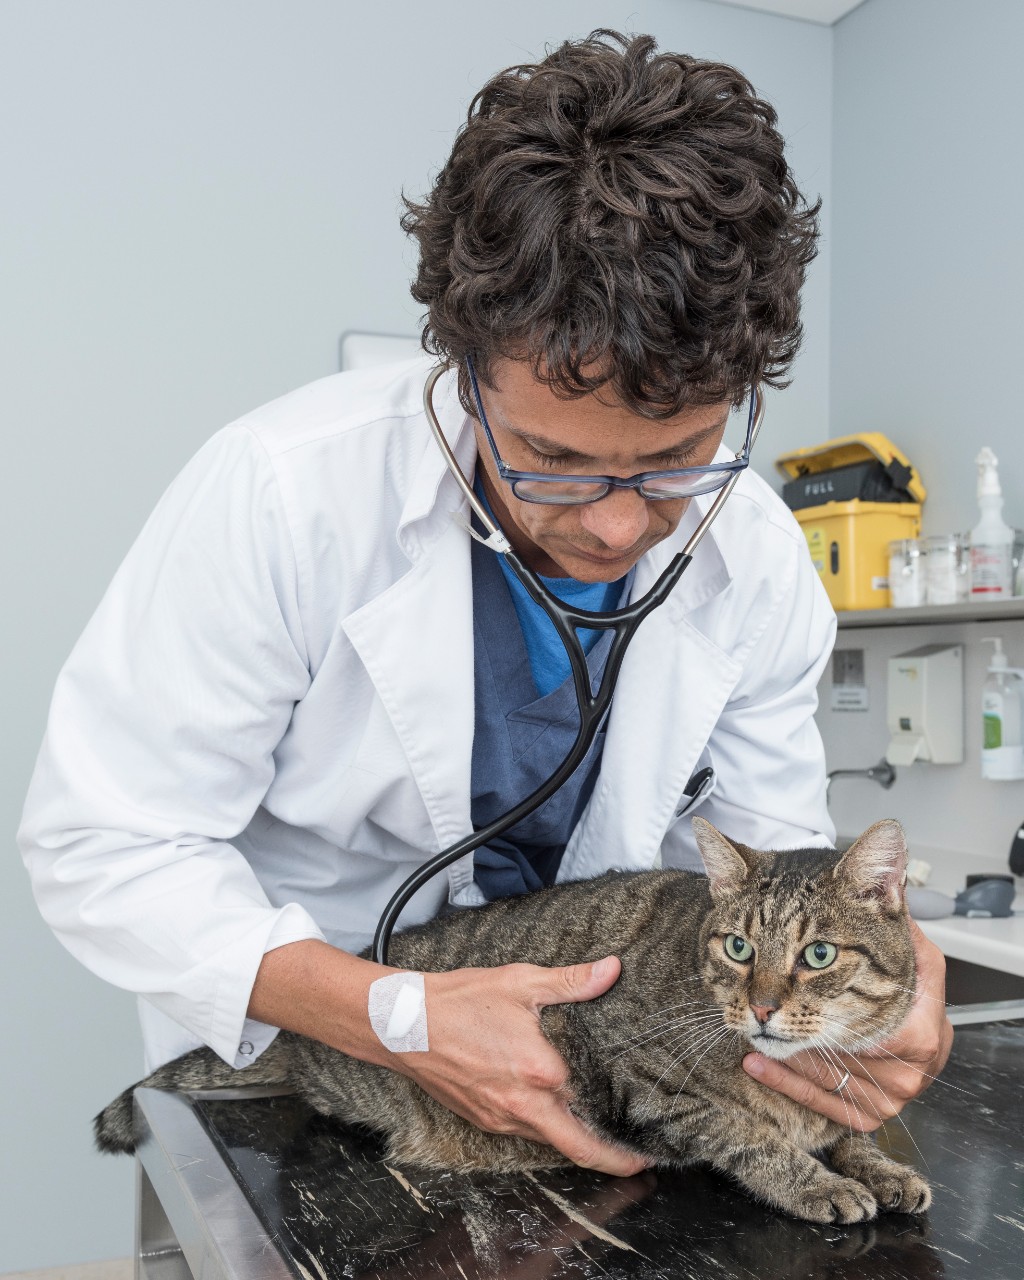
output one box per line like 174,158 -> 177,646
559,501 -> 742,880
340,373 -> 477,861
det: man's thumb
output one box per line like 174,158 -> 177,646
540,955 -> 622,1007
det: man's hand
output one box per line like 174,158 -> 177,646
394,956 -> 649,1177
741,920 -> 953,1130
249,940 -> 645,1176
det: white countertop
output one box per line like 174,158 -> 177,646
840,839 -> 1024,976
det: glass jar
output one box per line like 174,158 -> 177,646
889,538 -> 926,608
925,534 -> 969,606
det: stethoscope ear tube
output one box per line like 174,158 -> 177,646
370,371 -> 763,965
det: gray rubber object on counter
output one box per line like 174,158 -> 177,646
906,887 -> 956,920
953,879 -> 1016,918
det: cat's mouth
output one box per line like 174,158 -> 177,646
749,1028 -> 801,1059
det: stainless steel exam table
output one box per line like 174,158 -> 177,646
133,1002 -> 1024,1280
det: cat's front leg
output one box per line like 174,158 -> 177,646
663,1117 -> 878,1224
826,1134 -> 931,1214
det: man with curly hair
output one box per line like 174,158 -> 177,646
21,31 -> 950,1175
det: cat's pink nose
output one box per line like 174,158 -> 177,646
750,1004 -> 777,1025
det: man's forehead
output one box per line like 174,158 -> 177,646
482,356 -> 732,442
485,391 -> 733,465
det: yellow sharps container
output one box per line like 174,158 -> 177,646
775,434 -> 925,611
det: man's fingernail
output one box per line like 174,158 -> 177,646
591,957 -> 614,981
744,1054 -> 766,1077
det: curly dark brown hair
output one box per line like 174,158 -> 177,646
402,30 -> 819,416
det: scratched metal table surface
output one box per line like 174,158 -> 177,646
157,1019 -> 1024,1280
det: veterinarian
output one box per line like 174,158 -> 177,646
19,31 -> 952,1177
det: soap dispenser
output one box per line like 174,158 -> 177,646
981,638 -> 1024,781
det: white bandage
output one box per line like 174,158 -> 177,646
368,972 -> 429,1053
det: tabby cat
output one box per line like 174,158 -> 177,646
95,817 -> 931,1224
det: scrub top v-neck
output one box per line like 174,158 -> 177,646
469,529 -> 633,900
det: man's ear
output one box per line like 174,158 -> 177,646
692,817 -> 753,898
833,820 -> 908,911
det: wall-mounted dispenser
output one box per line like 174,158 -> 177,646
980,638 -> 1024,780
886,643 -> 964,765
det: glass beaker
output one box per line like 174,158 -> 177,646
925,534 -> 969,606
888,538 -> 926,608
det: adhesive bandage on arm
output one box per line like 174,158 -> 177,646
368,971 -> 429,1053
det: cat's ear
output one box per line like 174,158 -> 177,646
832,819 -> 908,910
692,818 -> 752,897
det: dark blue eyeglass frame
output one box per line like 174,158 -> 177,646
466,356 -> 756,505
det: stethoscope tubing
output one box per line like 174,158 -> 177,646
370,369 -> 764,965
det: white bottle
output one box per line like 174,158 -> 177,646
981,637 -> 1024,781
970,448 -> 1014,599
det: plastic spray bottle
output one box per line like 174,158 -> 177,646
970,448 -> 1014,599
981,637 -> 1024,781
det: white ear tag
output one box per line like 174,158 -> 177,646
368,972 -> 429,1053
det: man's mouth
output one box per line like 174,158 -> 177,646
567,543 -> 647,566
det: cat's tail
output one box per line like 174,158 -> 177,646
93,1037 -> 294,1155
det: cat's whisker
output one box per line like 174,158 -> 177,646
816,1026 -> 930,1170
864,1043 -> 972,1094
624,1013 -> 727,1075
629,975 -> 707,1013
603,1008 -> 721,1049
611,1011 -> 728,1065
606,1023 -> 721,1062
812,1044 -> 856,1138
634,1025 -> 725,1120
819,1031 -> 896,1143
820,1030 -> 932,1174
632,985 -> 717,1020
815,1013 -> 973,1096
883,980 -> 950,1008
603,1007 -> 722,1056
634,994 -> 714,1021
672,1027 -> 737,1101
629,1018 -> 734,1122
670,1025 -> 736,1104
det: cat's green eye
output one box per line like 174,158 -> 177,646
724,934 -> 754,963
803,941 -> 838,969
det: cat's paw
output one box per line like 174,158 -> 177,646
789,1174 -> 878,1224
857,1164 -> 931,1215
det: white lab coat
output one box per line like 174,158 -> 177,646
19,358 -> 836,1072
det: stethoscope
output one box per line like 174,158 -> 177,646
371,367 -> 765,965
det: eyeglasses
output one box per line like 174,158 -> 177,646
466,356 -> 756,506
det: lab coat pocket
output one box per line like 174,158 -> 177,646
674,756 -> 716,818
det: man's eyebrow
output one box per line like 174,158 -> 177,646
497,412 -> 732,465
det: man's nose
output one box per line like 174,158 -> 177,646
578,486 -> 651,550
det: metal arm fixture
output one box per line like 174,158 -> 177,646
825,758 -> 897,805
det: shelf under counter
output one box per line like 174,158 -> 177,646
836,597 -> 1024,628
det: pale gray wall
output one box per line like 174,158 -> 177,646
820,0 -> 1024,893
1,2 -> 831,1270
831,0 -> 1024,536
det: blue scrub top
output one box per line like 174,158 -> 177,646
469,522 -> 633,900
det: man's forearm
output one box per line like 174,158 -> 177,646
248,938 -> 398,1068
250,944 -> 649,1177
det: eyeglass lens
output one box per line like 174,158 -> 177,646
511,469 -> 736,505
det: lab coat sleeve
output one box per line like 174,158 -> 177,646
662,525 -> 837,869
17,426 -> 326,1065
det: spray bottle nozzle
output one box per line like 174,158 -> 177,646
982,637 -> 1008,670
975,446 -> 1003,500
